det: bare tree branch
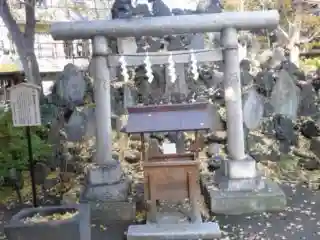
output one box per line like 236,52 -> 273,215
0,0 -> 23,44
276,26 -> 290,42
0,0 -> 41,86
305,30 -> 320,42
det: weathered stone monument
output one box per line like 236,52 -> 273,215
50,4 -> 286,238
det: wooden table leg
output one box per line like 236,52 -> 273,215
146,175 -> 157,223
187,171 -> 201,223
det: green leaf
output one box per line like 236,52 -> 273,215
0,107 -> 52,177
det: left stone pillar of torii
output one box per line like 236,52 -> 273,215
82,36 -> 135,221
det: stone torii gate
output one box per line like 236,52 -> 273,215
50,9 -> 285,220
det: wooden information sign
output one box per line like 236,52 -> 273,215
9,82 -> 42,207
9,83 -> 41,127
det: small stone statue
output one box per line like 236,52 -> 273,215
148,0 -> 171,16
111,0 -> 134,19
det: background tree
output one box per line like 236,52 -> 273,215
223,0 -> 320,66
0,0 -> 112,88
0,0 -> 41,86
276,0 -> 320,66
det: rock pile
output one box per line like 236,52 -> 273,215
118,45 -> 320,190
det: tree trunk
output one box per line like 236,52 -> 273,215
289,45 -> 300,67
26,52 -> 42,86
286,24 -> 301,67
13,35 -> 41,86
288,2 -> 302,67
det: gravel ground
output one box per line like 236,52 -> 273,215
215,183 -> 320,240
1,183 -> 319,240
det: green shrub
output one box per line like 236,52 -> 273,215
302,41 -> 320,51
300,57 -> 320,72
0,107 -> 52,178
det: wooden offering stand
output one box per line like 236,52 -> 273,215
123,102 -> 217,223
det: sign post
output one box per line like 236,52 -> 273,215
9,82 -> 42,207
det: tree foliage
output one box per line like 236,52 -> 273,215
278,0 -> 320,40
222,0 -> 320,65
0,106 -> 51,177
223,0 -> 320,41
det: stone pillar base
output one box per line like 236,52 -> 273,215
82,177 -> 130,202
79,161 -> 136,222
201,157 -> 286,215
221,155 -> 257,179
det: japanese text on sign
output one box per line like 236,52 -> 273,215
10,84 -> 41,127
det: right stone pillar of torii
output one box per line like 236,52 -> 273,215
205,27 -> 287,215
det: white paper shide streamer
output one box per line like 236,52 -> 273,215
168,53 -> 177,83
144,52 -> 154,83
119,55 -> 129,83
189,49 -> 199,81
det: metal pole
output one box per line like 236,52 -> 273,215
91,36 -> 113,164
26,126 -> 37,207
221,28 -> 246,161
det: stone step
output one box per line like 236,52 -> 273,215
127,222 -> 221,240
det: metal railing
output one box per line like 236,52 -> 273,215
11,0 -> 112,9
34,41 -> 91,59
9,1 -> 112,21
0,40 -> 92,59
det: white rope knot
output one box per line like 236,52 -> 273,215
189,49 -> 199,81
144,52 -> 154,83
119,55 -> 129,83
168,53 -> 176,83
